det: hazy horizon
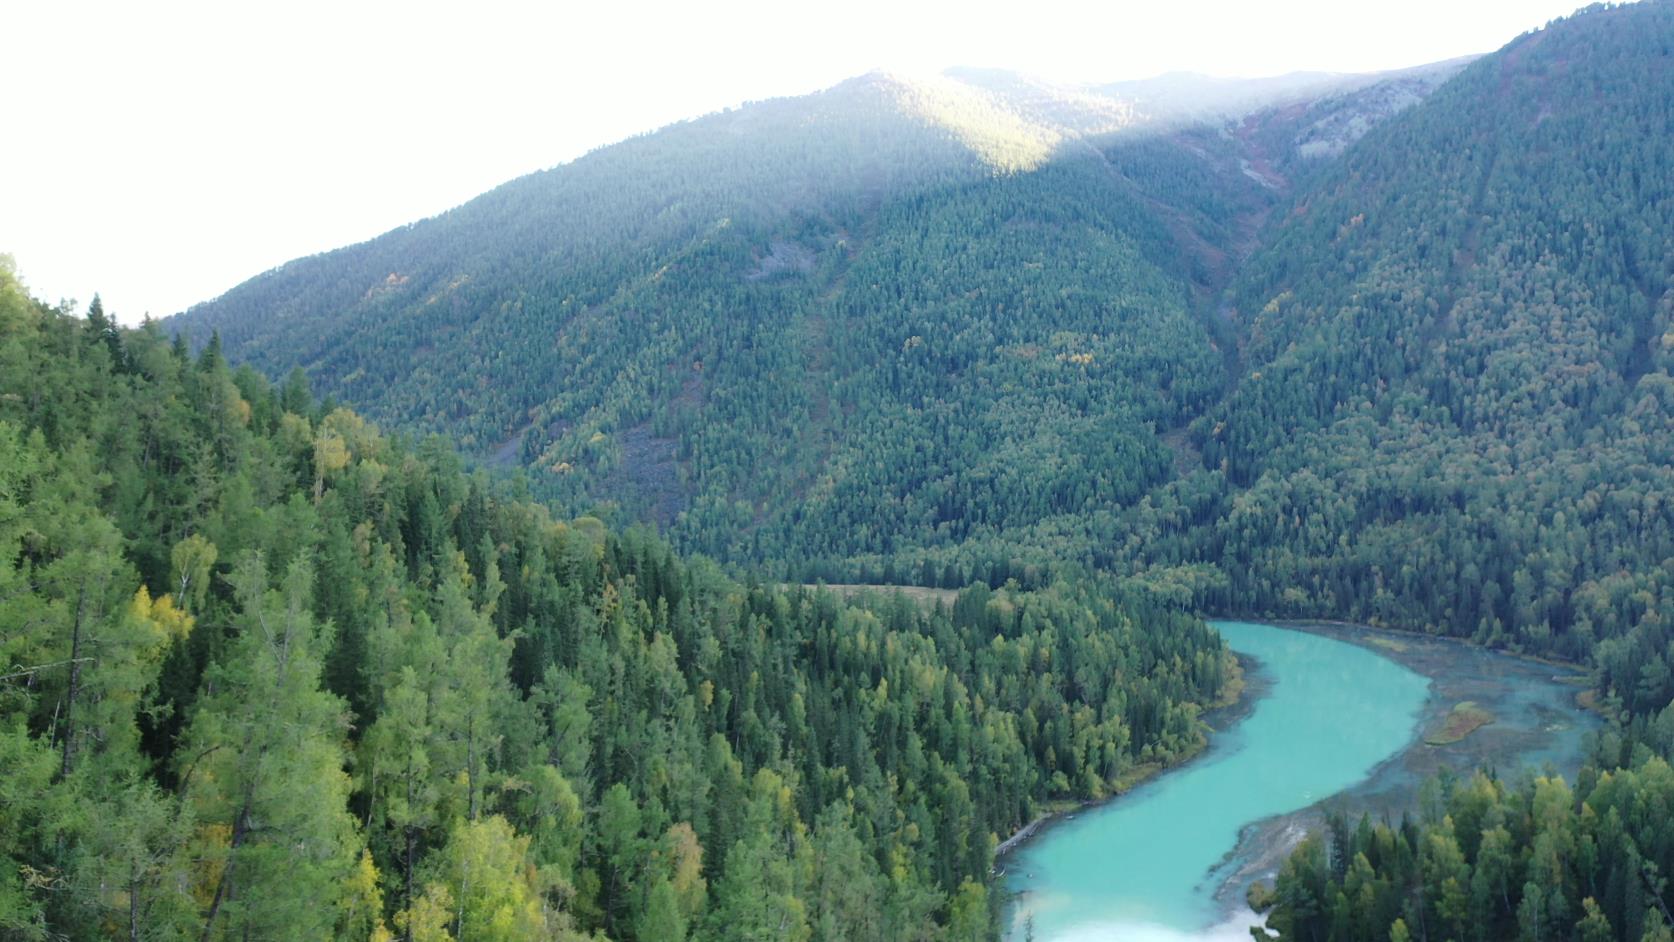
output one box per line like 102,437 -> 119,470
3,0 -> 1599,323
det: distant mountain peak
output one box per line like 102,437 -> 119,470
866,70 -> 1063,171
1094,57 -> 1479,126
939,67 -> 1144,138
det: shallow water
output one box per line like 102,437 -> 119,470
1217,622 -> 1601,898
1001,620 -> 1599,941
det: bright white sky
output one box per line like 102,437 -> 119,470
3,0 -> 1590,323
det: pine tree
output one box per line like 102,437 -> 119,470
177,553 -> 359,940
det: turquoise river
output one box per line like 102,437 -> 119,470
1002,619 -> 1596,941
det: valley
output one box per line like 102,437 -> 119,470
7,2 -> 1674,940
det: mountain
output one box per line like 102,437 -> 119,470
1178,0 -> 1674,672
996,0 -> 1674,675
169,59 -> 1454,584
174,1 -> 1674,671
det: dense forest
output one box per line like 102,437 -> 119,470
0,260 -> 1230,939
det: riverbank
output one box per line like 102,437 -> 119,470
1204,618 -> 1603,916
1266,618 -> 1600,711
1000,619 -> 1601,940
997,616 -> 1596,867
1002,621 -> 1434,939
1258,616 -> 1595,677
995,649 -> 1253,861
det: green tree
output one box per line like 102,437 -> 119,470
176,553 -> 359,940
409,816 -> 547,942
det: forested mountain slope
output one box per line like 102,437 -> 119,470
170,2 -> 1674,676
1212,10 -> 1674,933
1145,0 -> 1674,675
1220,10 -> 1674,935
169,63 -> 1448,586
0,260 -> 1230,939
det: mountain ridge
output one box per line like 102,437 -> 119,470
175,56 -> 1474,322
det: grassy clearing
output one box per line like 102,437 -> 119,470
1575,689 -> 1608,715
1425,701 -> 1495,745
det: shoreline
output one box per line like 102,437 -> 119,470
1254,617 -> 1606,718
994,648 -> 1254,861
1202,617 -> 1604,912
1231,615 -> 1594,675
996,616 -> 1603,932
993,613 -> 1602,866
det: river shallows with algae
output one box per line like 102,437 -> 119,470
1002,620 -> 1597,941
